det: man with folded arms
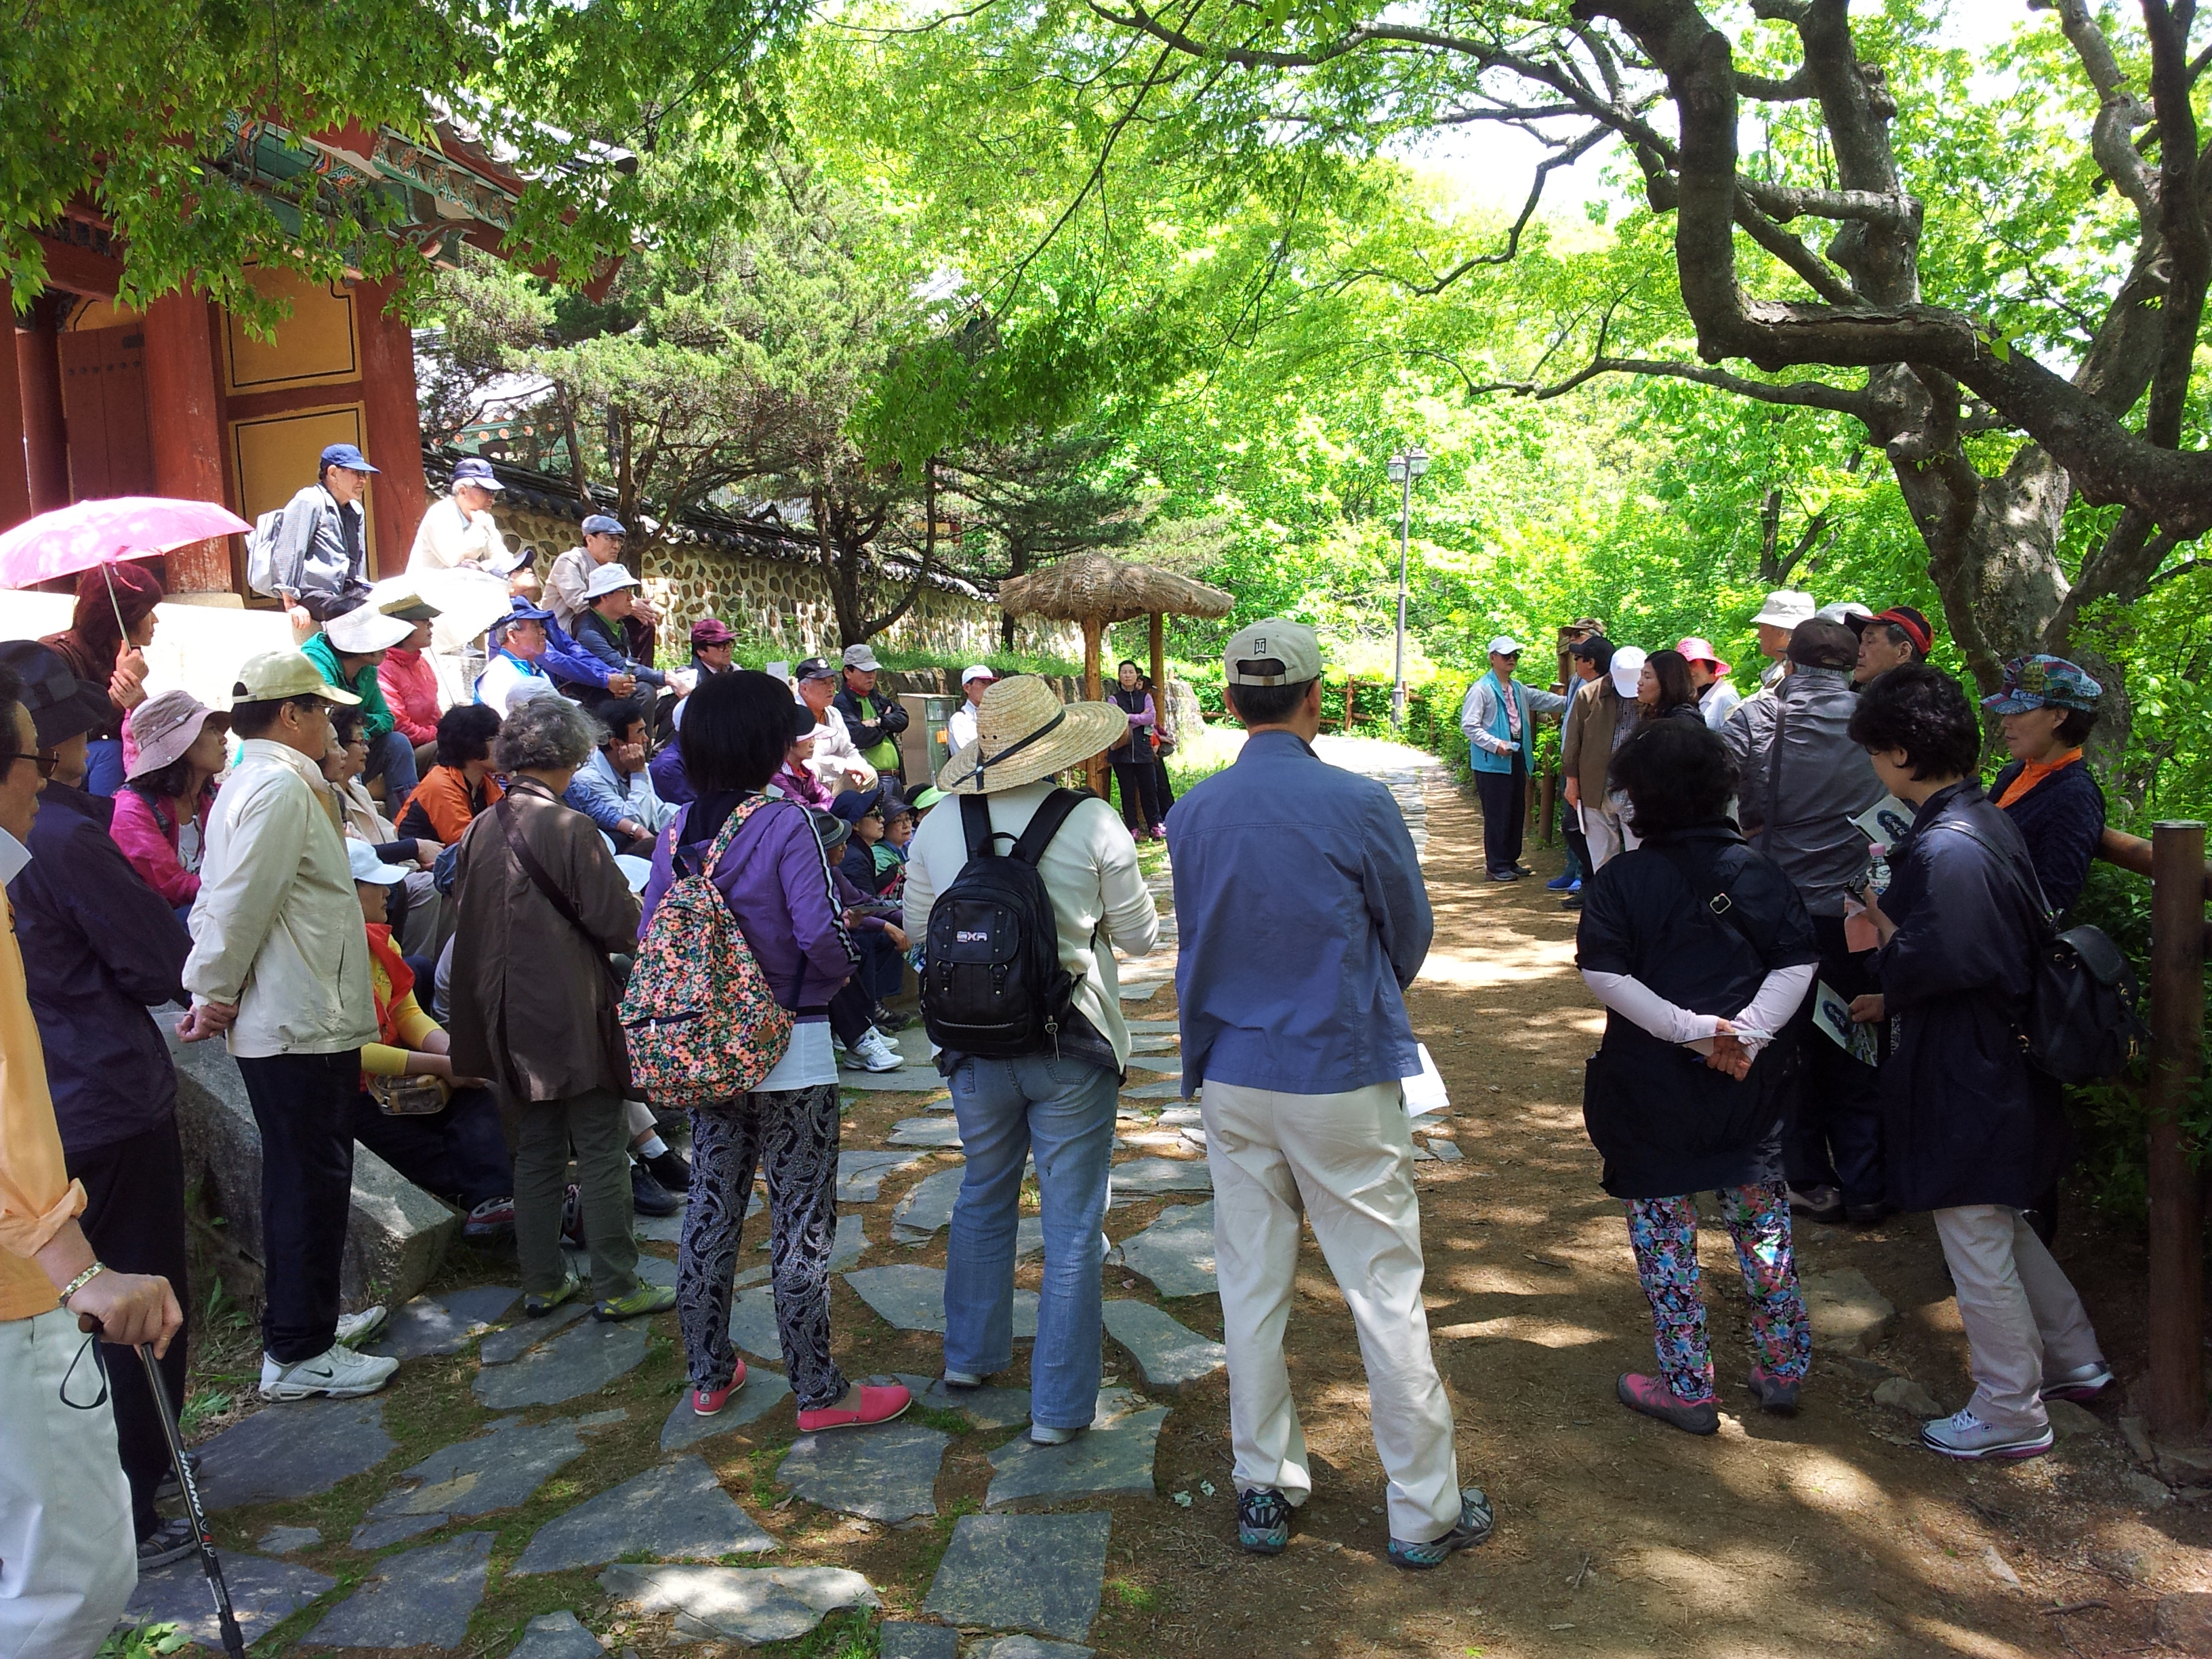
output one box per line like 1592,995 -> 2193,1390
1168,618 -> 1494,1570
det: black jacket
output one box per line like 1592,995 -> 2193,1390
1576,823 -> 1820,1199
834,683 -> 907,750
1872,782 -> 2073,1211
1988,758 -> 2105,918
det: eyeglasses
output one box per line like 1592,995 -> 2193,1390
9,753 -> 62,779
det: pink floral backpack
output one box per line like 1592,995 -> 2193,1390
619,796 -> 793,1106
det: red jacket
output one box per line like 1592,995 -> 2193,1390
379,647 -> 443,745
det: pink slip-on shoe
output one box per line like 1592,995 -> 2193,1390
1616,1373 -> 1719,1435
796,1382 -> 912,1433
693,1361 -> 748,1416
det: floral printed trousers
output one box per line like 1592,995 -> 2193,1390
1624,1181 -> 1809,1405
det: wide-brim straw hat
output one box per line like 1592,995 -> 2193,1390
935,674 -> 1129,796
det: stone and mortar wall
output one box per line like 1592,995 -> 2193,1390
491,502 -> 1078,663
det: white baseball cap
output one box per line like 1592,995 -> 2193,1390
1752,590 -> 1817,630
324,604 -> 414,655
1609,644 -> 1648,699
346,839 -> 413,886
1486,635 -> 1524,657
960,664 -> 997,687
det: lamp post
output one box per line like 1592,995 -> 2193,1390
1386,447 -> 1429,729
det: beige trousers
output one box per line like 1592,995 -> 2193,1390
1932,1205 -> 2104,1433
1581,806 -> 1628,869
1201,1078 -> 1462,1542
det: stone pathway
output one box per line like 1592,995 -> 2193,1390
779,1420 -> 954,1521
352,1414 -> 599,1548
922,1513 -> 1112,1640
513,1454 -> 775,1573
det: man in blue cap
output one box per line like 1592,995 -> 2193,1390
407,455 -> 510,573
269,443 -> 379,625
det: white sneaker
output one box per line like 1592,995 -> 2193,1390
846,1030 -> 902,1073
334,1306 -> 388,1347
260,1344 -> 400,1401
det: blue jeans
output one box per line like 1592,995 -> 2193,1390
945,1052 -> 1118,1429
363,727 -> 419,804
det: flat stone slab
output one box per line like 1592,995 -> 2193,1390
1116,981 -> 1165,1002
516,1454 -> 775,1574
1107,1157 -> 1211,1198
907,1375 -> 1034,1430
1102,1300 -> 1226,1388
888,1115 -> 964,1148
1126,1033 -> 1179,1054
1425,1139 -> 1463,1162
474,1319 -> 649,1410
254,1525 -> 320,1555
479,1298 -> 590,1364
1120,1057 -> 1181,1078
845,1263 -> 1036,1338
840,1149 -> 930,1203
1803,1267 -> 1898,1355
313,1530 -> 494,1651
199,1397 -> 394,1511
985,1395 -> 1166,1510
880,1621 -> 960,1659
1114,1202 -> 1216,1298
367,1284 -> 519,1360
922,1513 -> 1111,1641
1118,1080 -> 1192,1101
127,1553 -> 335,1650
354,1416 -> 589,1547
511,1611 -> 607,1659
1123,1018 -> 1179,1031
729,1286 -> 785,1361
891,1165 -> 966,1242
779,1419 -> 953,1521
661,1370 -> 794,1451
978,1640 -> 1094,1659
1155,1105 -> 1200,1125
844,1065 -> 954,1094
600,1563 -> 878,1647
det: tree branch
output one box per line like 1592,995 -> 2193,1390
1525,353 -> 1873,418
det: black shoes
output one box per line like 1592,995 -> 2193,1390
630,1161 -> 680,1216
642,1147 -> 692,1199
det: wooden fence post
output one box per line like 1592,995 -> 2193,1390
2147,820 -> 2209,1443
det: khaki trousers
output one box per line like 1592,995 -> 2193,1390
1202,1078 -> 1462,1542
1933,1205 -> 2104,1433
1581,806 -> 1626,870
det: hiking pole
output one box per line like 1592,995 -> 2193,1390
137,1343 -> 248,1658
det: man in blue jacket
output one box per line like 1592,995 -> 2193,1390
1,641 -> 199,1572
1168,618 -> 1492,1570
1458,635 -> 1569,882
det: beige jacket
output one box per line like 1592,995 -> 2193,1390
1559,675 -> 1626,807
184,739 -> 376,1059
901,782 -> 1160,1067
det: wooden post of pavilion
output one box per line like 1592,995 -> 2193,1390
2146,819 -> 2209,1443
997,553 -> 1234,804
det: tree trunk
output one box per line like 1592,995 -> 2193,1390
1083,617 -> 1107,798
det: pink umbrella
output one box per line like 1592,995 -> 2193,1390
0,495 -> 251,589
0,495 -> 253,636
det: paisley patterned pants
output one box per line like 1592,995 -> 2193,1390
678,1084 -> 846,1412
1624,1181 -> 1809,1405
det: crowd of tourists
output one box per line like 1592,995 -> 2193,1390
1473,590 -> 2116,1462
0,442 -> 2135,1655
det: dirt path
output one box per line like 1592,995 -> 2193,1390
1122,770 -> 2208,1659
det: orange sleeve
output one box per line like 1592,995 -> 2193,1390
0,905 -> 84,1318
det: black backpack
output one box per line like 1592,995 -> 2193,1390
922,790 -> 1085,1057
1939,823 -> 2150,1086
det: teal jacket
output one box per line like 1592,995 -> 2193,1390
1458,671 -> 1566,775
302,632 -> 396,742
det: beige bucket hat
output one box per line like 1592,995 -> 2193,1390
934,674 -> 1130,795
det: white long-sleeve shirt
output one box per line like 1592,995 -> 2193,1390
1580,964 -> 1814,1059
407,495 -> 510,572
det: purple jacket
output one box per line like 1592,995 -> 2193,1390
6,782 -> 192,1155
638,792 -> 857,1013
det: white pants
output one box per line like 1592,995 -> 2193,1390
1581,807 -> 1627,869
1201,1078 -> 1462,1542
1933,1206 -> 2104,1434
0,1307 -> 136,1659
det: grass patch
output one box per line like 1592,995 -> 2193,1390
1111,1577 -> 1160,1611
908,1404 -> 971,1437
759,1607 -> 880,1658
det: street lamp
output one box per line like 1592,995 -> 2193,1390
1386,447 -> 1429,729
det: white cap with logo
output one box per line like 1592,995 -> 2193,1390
1486,634 -> 1524,657
1223,618 -> 1322,685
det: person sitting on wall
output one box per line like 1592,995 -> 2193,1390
408,456 -> 511,573
546,515 -> 660,638
476,596 -> 634,718
565,565 -> 668,731
269,443 -> 379,626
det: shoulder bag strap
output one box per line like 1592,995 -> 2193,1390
495,796 -> 618,978
1012,787 -> 1086,867
1926,820 -> 2057,934
1650,840 -> 1769,969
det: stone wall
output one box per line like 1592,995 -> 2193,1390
489,501 -> 1077,664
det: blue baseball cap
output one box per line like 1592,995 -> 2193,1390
451,456 -> 505,491
320,443 -> 378,474
493,596 -> 556,634
831,785 -> 886,823
581,514 -> 626,537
